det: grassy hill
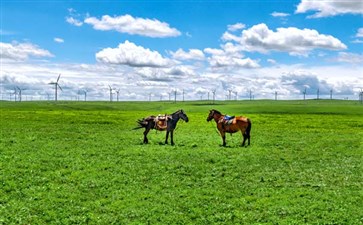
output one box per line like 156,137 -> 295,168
1,100 -> 362,224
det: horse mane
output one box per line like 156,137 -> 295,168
212,109 -> 222,115
172,109 -> 184,115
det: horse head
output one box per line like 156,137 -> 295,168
207,109 -> 221,122
178,109 -> 189,122
173,109 -> 189,122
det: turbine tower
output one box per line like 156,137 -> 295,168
49,74 -> 62,101
303,88 -> 307,100
83,90 -> 87,101
116,89 -> 120,102
212,89 -> 216,104
12,87 -> 18,102
108,85 -> 113,102
17,86 -> 26,102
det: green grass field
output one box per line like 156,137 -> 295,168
1,100 -> 362,224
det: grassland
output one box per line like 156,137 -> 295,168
1,100 -> 362,224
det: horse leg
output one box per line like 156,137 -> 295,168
242,133 -> 247,147
170,130 -> 175,146
143,128 -> 150,144
246,119 -> 251,146
165,131 -> 169,144
220,130 -> 226,147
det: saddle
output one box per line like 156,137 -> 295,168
154,114 -> 171,130
219,115 -> 236,125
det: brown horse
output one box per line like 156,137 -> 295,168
207,109 -> 251,147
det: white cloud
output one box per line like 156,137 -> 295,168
296,0 -> 363,18
227,23 -> 246,32
333,52 -> 363,64
0,42 -> 53,61
222,31 -> 242,42
204,48 -> 225,56
170,48 -> 205,61
1,58 -> 362,101
96,40 -> 174,67
204,42 -> 259,69
208,55 -> 260,68
271,12 -> 290,17
226,23 -> 347,56
267,59 -> 277,64
84,14 -> 181,38
66,8 -> 84,26
356,28 -> 363,37
351,39 -> 363,44
54,38 -> 64,43
66,17 -> 83,26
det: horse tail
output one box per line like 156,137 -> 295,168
133,118 -> 148,130
245,118 -> 252,136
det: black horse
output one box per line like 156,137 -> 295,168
134,109 -> 189,145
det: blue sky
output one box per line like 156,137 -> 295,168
1,0 -> 363,101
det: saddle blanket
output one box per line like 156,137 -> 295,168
220,115 -> 235,125
154,114 -> 171,130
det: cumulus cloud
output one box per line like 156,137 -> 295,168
356,28 -> 363,38
0,42 -> 53,61
84,14 -> 181,38
227,23 -> 246,32
65,8 -> 83,26
296,0 -> 363,18
66,17 -> 83,26
208,55 -> 260,68
223,23 -> 347,56
281,73 -> 332,95
204,43 -> 260,68
271,12 -> 290,17
96,40 -> 174,67
170,48 -> 205,61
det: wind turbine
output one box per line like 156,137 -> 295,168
108,85 -> 113,102
49,74 -> 62,101
228,89 -> 232,100
16,86 -> 26,102
303,88 -> 307,100
174,90 -> 177,103
116,89 -> 120,102
83,90 -> 87,101
12,87 -> 18,102
212,89 -> 216,104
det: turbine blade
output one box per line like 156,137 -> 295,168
58,84 -> 63,91
57,74 -> 61,82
